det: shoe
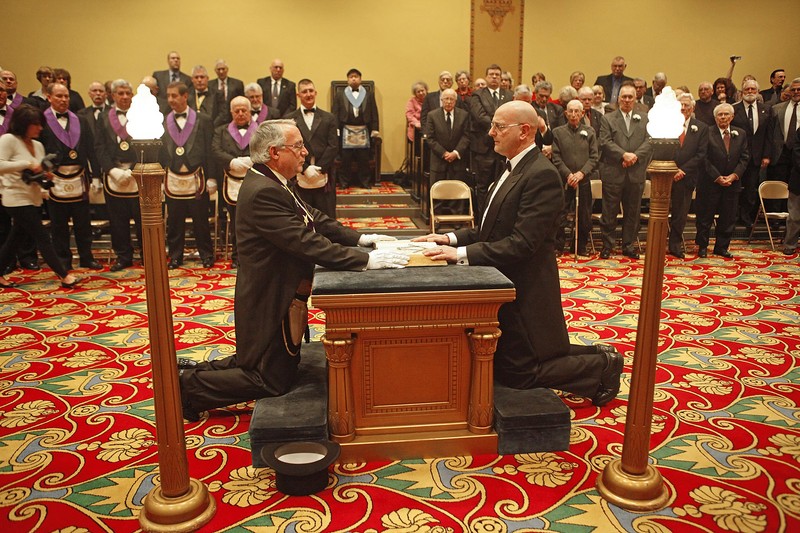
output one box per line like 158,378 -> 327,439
181,399 -> 201,423
20,260 -> 40,271
783,246 -> 796,256
202,258 -> 214,268
592,350 -> 624,407
79,260 -> 104,270
231,259 -> 238,269
110,261 -> 132,272
0,278 -> 17,288
168,259 -> 182,270
668,249 -> 685,259
60,278 -> 80,289
697,248 -> 708,258
714,250 -> 733,259
622,249 -> 640,259
2,264 -> 17,276
599,248 -> 612,259
177,357 -> 198,369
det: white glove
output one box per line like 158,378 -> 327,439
370,130 -> 381,139
91,178 -> 103,192
206,179 -> 218,195
229,157 -> 251,173
303,165 -> 322,179
41,188 -> 51,200
358,234 -> 398,247
108,168 -> 125,181
366,250 -> 408,270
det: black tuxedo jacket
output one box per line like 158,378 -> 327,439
234,165 -> 367,387
674,118 -> 709,188
94,107 -> 139,172
732,100 -> 773,163
152,69 -> 191,98
211,122 -> 251,178
77,104 -> 108,141
703,126 -> 750,191
534,102 -> 566,129
256,76 -> 297,117
211,77 -> 245,105
593,73 -> 633,103
423,106 -> 470,173
332,85 -> 379,133
468,87 -> 513,154
454,146 -> 569,369
188,87 -> 223,127
39,111 -> 98,177
286,107 -> 339,175
159,111 -> 214,173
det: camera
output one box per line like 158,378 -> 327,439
21,153 -> 57,189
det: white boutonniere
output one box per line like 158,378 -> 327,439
580,129 -> 588,138
690,125 -> 698,132
632,114 -> 641,121
731,130 -> 739,137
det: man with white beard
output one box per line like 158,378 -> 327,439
731,79 -> 774,227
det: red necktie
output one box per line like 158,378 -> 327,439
723,129 -> 730,153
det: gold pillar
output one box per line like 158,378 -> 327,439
596,140 -> 677,511
323,336 -> 356,442
467,329 -> 500,433
132,140 -> 216,532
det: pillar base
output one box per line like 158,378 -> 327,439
139,478 -> 216,533
596,459 -> 671,512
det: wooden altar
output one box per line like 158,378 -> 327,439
312,266 -> 515,462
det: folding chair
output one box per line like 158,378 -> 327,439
748,180 -> 789,251
429,180 -> 474,233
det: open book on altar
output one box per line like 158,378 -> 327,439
374,240 -> 448,267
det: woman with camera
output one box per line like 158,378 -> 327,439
0,104 -> 79,288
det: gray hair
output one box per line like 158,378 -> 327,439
513,84 -> 532,99
534,80 -> 553,93
411,80 -> 428,94
439,71 -> 453,80
191,65 -> 208,76
455,70 -> 470,81
678,92 -> 695,105
742,78 -> 759,91
713,103 -> 734,116
792,77 -> 800,85
245,82 -> 262,94
110,79 -> 132,93
578,87 -> 594,99
559,85 -> 578,102
250,119 -> 295,163
230,95 -> 251,111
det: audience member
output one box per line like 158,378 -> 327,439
27,66 -> 54,109
591,85 -> 607,115
761,69 -> 785,105
257,59 -> 296,117
500,72 -> 514,91
473,78 -> 487,90
768,77 -> 800,183
646,72 -> 667,100
424,88 -> 470,185
594,56 -> 632,104
152,51 -> 190,99
783,128 -> 800,255
633,78 -> 654,109
714,77 -> 735,104
598,84 -> 652,259
421,71 -> 453,128
569,71 -> 585,91
696,103 -> 749,258
694,82 -> 719,125
577,87 -> 602,133
1,71 -> 25,110
53,68 -> 85,112
668,93 -> 708,258
406,81 -> 427,142
211,59 -> 244,107
557,85 -> 578,109
455,70 -> 472,103
188,65 -> 221,126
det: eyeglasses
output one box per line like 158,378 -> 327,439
490,122 -> 522,132
279,141 -> 305,152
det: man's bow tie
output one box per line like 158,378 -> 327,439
56,112 -> 69,119
116,110 -> 126,115
197,91 -> 207,97
251,109 -> 259,116
0,109 -> 7,116
175,112 -> 187,119
303,108 -> 315,114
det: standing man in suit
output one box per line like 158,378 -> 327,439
469,64 -> 513,215
694,82 -> 719,126
94,79 -> 142,272
40,83 -> 103,271
669,93 -> 708,258
211,96 -> 255,268
1,71 -> 26,111
188,65 -> 221,126
152,51 -> 191,99
420,70 -> 456,128
594,56 -> 633,104
768,77 -> 800,183
695,103 -> 749,258
160,81 -> 215,269
533,81 -> 565,159
645,73 -> 667,101
77,81 -> 109,137
211,59 -> 244,107
551,100 -> 599,256
577,87 -> 603,134
257,59 -> 296,117
761,69 -> 786,106
245,83 -> 281,124
732,79 -> 774,227
598,83 -> 653,259
633,78 -> 654,109
177,119 -> 406,421
141,76 -> 171,117
332,67 -> 380,189
287,79 -> 339,218
424,88 -> 470,184
417,101 -> 622,406
783,128 -> 800,255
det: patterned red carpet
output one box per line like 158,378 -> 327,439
0,245 -> 798,532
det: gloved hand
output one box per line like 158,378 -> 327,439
358,234 -> 398,247
229,157 -> 251,173
370,130 -> 381,138
91,178 -> 103,192
108,168 -> 133,184
304,165 -> 322,178
206,179 -> 218,195
366,250 -> 408,270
